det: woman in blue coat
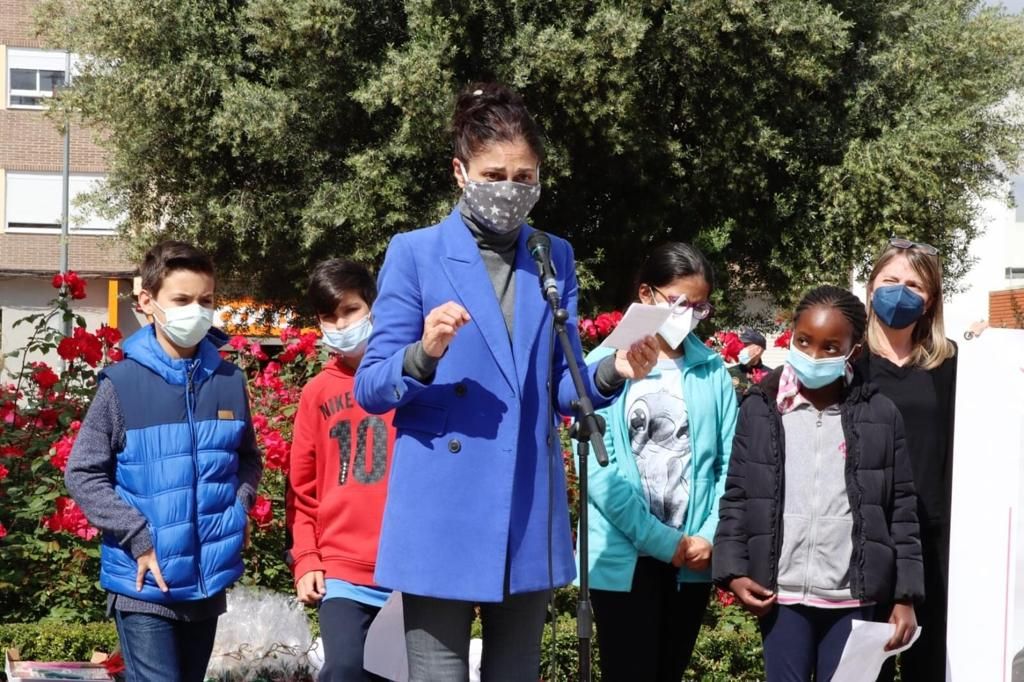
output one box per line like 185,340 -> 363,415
582,243 -> 738,681
354,82 -> 658,680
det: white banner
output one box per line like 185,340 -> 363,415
948,328 -> 1024,682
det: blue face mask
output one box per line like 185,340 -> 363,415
738,349 -> 751,366
787,346 -> 853,389
322,316 -> 372,357
872,284 -> 925,330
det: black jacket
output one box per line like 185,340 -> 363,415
712,368 -> 925,604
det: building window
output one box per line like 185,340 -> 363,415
5,172 -> 117,234
6,48 -> 71,109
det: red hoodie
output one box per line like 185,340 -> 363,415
287,357 -> 395,586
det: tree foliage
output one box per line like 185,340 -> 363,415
38,0 -> 1024,314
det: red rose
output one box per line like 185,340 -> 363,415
750,367 -> 768,384
102,652 -> 125,675
0,463 -> 9,480
50,433 -> 76,472
249,495 -> 273,528
594,313 -> 618,337
278,345 -> 300,364
716,587 -> 737,607
261,430 -> 289,471
579,318 -> 598,340
74,328 -> 104,366
57,336 -> 79,362
95,325 -> 122,346
42,497 -> 98,541
65,272 -> 87,299
249,341 -> 269,361
716,331 -> 745,363
229,335 -> 249,351
106,347 -> 124,362
0,522 -> 7,539
0,444 -> 24,458
30,363 -> 60,392
53,271 -> 87,299
774,329 -> 793,349
279,327 -> 300,343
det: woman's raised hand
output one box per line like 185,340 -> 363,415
422,302 -> 471,358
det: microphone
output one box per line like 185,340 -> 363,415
527,231 -> 560,309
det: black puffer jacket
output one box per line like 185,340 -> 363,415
712,368 -> 925,604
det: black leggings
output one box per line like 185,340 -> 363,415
590,557 -> 711,682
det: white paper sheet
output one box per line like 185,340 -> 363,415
598,303 -> 671,350
831,620 -> 922,682
363,592 -> 409,682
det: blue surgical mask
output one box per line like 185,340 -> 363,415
787,346 -> 854,389
322,316 -> 372,357
738,349 -> 751,366
872,284 -> 925,330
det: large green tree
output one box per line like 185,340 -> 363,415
39,0 -> 1024,315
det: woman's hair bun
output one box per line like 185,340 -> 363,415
452,82 -> 544,164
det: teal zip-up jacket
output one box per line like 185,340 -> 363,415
579,333 -> 738,590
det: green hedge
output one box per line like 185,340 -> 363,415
1,603 -> 764,681
0,621 -> 118,665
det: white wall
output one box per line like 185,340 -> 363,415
0,275 -> 144,379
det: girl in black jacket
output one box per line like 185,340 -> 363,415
712,286 -> 924,681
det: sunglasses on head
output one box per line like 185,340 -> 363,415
889,237 -> 939,256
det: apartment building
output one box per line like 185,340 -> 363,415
0,0 -> 140,372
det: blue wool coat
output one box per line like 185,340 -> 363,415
355,208 -> 617,602
99,326 -> 250,603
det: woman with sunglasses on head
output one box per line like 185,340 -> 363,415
858,238 -> 957,682
582,242 -> 739,681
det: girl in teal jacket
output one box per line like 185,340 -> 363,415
581,242 -> 738,681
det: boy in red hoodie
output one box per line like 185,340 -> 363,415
287,259 -> 395,682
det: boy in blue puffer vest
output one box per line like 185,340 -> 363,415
66,241 -> 263,682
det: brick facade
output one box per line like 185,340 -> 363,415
0,0 -> 44,46
0,232 -> 134,275
0,0 -> 130,276
0,109 -> 107,172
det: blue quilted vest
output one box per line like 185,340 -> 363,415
99,325 -> 250,603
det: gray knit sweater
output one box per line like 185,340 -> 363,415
65,378 -> 263,622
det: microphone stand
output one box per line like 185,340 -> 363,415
545,302 -> 608,682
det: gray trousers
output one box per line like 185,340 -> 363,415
403,589 -> 551,682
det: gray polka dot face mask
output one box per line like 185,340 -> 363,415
460,163 -> 541,234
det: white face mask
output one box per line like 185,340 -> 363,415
322,315 -> 373,357
152,300 -> 214,349
655,302 -> 699,349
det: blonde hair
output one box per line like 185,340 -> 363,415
866,246 -> 956,369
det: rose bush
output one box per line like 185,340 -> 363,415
0,273 -> 122,621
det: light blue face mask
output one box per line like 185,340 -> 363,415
738,349 -> 751,366
787,345 -> 855,389
322,315 -> 372,356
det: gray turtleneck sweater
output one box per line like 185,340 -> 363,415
402,204 -> 623,395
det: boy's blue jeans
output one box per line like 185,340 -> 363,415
114,609 -> 219,682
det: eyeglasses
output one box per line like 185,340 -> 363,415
651,286 -> 714,320
889,237 -> 939,256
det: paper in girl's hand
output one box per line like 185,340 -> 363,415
831,620 -> 922,682
599,303 -> 671,350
